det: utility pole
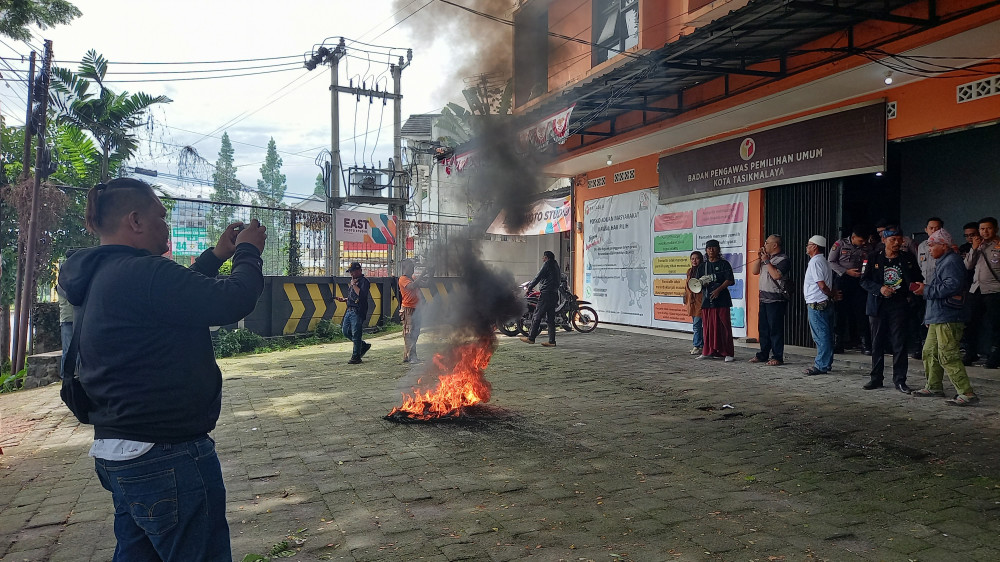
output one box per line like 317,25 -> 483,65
390,50 -> 412,275
9,51 -> 35,367
305,39 -> 410,276
14,40 -> 52,375
327,38 -> 345,276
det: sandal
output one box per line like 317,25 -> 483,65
911,388 -> 945,397
748,357 -> 762,363
803,366 -> 827,376
766,359 -> 783,366
948,394 -> 980,406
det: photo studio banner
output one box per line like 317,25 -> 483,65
335,210 -> 397,245
487,195 -> 572,236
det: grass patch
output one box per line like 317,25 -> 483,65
215,319 -> 402,359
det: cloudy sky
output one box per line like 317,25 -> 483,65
0,0 -> 513,203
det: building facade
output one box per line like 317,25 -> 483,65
513,0 -> 1000,344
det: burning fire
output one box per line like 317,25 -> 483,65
387,336 -> 496,421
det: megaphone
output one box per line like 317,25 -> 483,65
687,277 -> 703,294
688,274 -> 716,294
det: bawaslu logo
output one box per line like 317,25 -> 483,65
740,138 -> 756,161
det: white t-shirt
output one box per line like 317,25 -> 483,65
803,254 -> 832,304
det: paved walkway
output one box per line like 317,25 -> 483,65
2,326 -> 1000,561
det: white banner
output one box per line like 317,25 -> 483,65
487,195 -> 572,236
649,192 -> 749,337
582,189 -> 654,326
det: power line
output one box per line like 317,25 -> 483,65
98,66 -> 305,83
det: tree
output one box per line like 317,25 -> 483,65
0,0 -> 80,41
207,132 -> 239,241
49,50 -> 172,181
254,138 -> 286,273
256,138 -> 285,204
314,173 -> 326,198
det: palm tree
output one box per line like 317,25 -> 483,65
49,50 -> 172,181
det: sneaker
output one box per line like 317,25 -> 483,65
361,342 -> 372,357
541,342 -> 556,347
347,358 -> 362,364
519,337 -> 535,344
690,347 -> 702,355
895,383 -> 912,394
947,393 -> 980,406
862,380 -> 883,390
724,356 -> 735,362
911,388 -> 945,397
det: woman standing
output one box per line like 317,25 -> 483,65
684,251 -> 704,354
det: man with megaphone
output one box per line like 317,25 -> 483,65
694,239 -> 736,362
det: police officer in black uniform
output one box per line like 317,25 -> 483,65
829,225 -> 874,354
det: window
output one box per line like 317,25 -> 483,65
593,0 -> 639,66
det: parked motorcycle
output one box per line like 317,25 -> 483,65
507,277 -> 598,335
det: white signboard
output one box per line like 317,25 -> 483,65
582,189 -> 654,326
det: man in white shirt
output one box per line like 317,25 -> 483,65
803,235 -> 837,375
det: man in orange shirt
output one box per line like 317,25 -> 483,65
398,260 -> 427,362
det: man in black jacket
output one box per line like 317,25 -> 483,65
59,178 -> 266,561
521,251 -> 560,347
860,228 -> 922,393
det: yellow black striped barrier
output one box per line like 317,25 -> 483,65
251,276 -> 458,336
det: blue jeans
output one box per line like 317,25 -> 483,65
692,315 -> 704,348
807,304 -> 835,371
342,308 -> 365,359
60,322 -> 73,378
94,436 -> 231,561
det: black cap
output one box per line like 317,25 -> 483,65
346,262 -> 362,272
705,239 -> 721,249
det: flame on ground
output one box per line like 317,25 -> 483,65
387,336 -> 496,420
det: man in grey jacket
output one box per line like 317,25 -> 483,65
912,229 -> 978,406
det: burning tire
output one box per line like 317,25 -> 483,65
572,306 -> 599,333
497,317 -> 521,337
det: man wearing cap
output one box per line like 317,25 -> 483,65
860,228 -> 923,392
336,262 -> 372,364
911,218 -> 946,360
694,239 -> 736,361
803,235 -> 837,375
964,216 -> 1000,369
829,225 -> 874,355
911,229 -> 979,406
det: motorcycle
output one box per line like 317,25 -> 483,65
498,276 -> 599,336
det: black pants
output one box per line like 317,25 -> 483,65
869,300 -> 908,385
755,301 -> 786,362
965,290 -> 1000,366
528,292 -> 557,344
835,276 -> 869,350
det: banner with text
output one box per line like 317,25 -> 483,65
659,102 -> 886,202
335,210 -> 397,245
649,192 -> 749,336
487,195 -> 572,236
582,189 -> 654,326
